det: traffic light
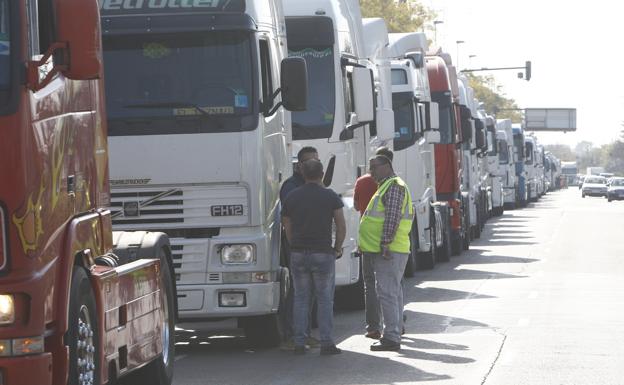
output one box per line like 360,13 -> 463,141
525,61 -> 532,81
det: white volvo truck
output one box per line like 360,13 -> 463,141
524,135 -> 539,202
283,0 -> 393,308
100,0 -> 308,347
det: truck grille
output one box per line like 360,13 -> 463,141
110,184 -> 249,284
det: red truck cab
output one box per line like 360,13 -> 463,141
426,54 -> 468,255
0,1 -> 175,384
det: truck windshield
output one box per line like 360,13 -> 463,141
288,46 -> 335,140
103,31 -> 256,135
498,140 -> 509,164
432,91 -> 455,144
0,0 -> 10,95
392,92 -> 415,151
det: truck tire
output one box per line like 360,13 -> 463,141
404,227 -> 418,277
66,267 -> 100,385
436,212 -> 451,263
337,273 -> 365,310
242,313 -> 284,348
122,248 -> 176,385
417,223 -> 436,270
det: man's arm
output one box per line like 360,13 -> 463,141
381,183 -> 406,247
282,215 -> 293,244
333,208 -> 346,255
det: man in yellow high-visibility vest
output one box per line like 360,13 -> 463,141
359,154 -> 414,351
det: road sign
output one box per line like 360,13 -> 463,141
524,108 -> 576,132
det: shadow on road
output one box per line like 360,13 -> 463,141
406,286 -> 497,302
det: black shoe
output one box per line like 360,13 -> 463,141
370,340 -> 401,351
320,345 -> 342,355
294,345 -> 306,355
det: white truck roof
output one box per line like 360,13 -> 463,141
387,32 -> 428,58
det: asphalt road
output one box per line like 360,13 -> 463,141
172,188 -> 624,385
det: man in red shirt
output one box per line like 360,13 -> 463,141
354,147 -> 393,339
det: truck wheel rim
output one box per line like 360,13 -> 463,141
161,286 -> 171,366
77,305 -> 95,385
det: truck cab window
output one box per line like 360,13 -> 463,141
287,46 -> 335,140
26,0 -> 54,57
0,0 -> 10,92
392,92 -> 416,151
259,39 -> 274,114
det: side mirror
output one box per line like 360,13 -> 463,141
55,0 -> 102,80
405,51 -> 424,69
281,57 -> 308,111
352,67 -> 375,123
424,130 -> 441,144
428,102 -> 440,130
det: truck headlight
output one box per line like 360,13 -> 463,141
220,245 -> 255,264
0,295 -> 14,325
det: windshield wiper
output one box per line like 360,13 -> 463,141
124,102 -> 210,117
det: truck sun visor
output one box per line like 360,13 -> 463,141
100,0 -> 246,15
285,17 -> 334,47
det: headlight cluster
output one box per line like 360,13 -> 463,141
0,294 -> 14,325
220,244 -> 255,264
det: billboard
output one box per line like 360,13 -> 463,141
524,108 -> 576,132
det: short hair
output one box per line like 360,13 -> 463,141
375,146 -> 394,162
369,154 -> 391,167
301,159 -> 324,180
297,146 -> 318,163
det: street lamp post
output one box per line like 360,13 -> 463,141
433,20 -> 444,45
456,40 -> 465,69
469,54 -> 477,68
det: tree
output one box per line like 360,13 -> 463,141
360,0 -> 436,33
466,74 -> 523,122
544,144 -> 575,162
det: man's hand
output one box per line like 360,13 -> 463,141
381,244 -> 391,260
334,246 -> 343,259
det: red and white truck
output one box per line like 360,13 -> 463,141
0,1 -> 176,384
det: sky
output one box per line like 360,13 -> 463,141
423,0 -> 624,147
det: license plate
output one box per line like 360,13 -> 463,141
211,204 -> 244,216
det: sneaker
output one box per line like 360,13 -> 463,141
280,338 -> 296,351
306,336 -> 321,348
365,330 -> 381,340
370,339 -> 401,352
320,345 -> 342,355
294,345 -> 306,355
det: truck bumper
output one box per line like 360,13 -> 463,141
178,282 -> 281,320
503,187 -> 516,203
0,353 -> 52,385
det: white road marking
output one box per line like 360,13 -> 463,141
175,354 -> 188,362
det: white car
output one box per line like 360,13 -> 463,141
606,177 -> 624,202
581,176 -> 608,198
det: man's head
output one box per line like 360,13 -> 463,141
301,159 -> 324,183
296,146 -> 319,174
369,154 -> 393,182
375,146 -> 394,163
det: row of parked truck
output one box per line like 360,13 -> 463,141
0,1 -> 565,383
99,0 -> 564,345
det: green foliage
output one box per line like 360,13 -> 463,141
360,0 -> 436,33
466,73 -> 522,123
545,144 -> 575,162
547,141 -> 624,176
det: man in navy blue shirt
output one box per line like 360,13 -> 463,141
280,146 -> 319,350
283,159 -> 346,355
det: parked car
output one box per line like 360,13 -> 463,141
606,177 -> 624,202
581,176 -> 608,198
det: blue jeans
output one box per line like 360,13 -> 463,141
291,250 -> 336,347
